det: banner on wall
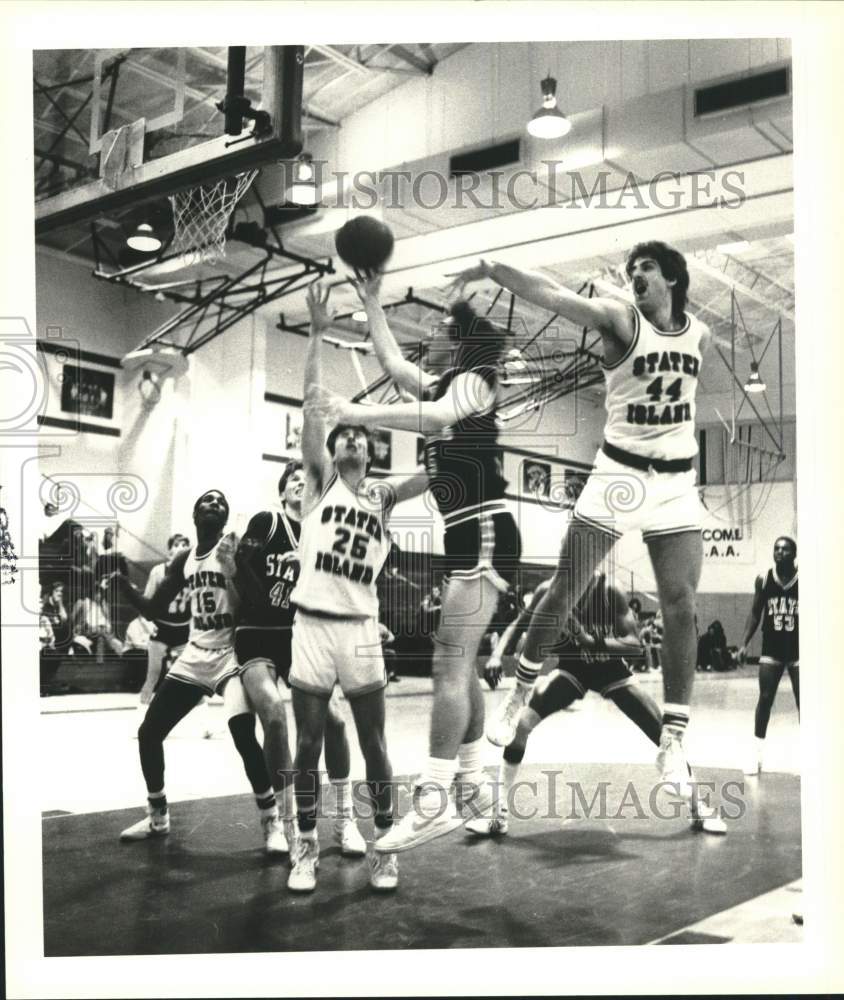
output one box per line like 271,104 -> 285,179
699,486 -> 757,564
701,523 -> 756,563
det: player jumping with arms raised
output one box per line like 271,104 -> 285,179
448,243 -> 711,802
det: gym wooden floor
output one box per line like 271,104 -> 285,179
40,669 -> 802,955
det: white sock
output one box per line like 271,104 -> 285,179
456,738 -> 485,786
515,656 -> 543,690
147,790 -> 167,813
755,736 -> 765,753
662,703 -> 690,735
276,785 -> 295,821
501,762 -> 519,813
417,756 -> 457,794
331,778 -> 352,819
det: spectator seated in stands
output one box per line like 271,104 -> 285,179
40,582 -> 72,695
123,616 -> 156,653
70,580 -> 125,658
638,610 -> 663,672
697,619 -> 736,672
419,586 -> 442,637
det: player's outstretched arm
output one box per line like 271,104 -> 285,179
738,574 -> 765,661
352,271 -> 436,400
446,259 -> 630,336
307,370 -> 495,435
301,282 -> 335,497
111,548 -> 190,621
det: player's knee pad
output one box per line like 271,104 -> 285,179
227,712 -> 258,747
137,716 -> 164,745
531,669 -> 582,717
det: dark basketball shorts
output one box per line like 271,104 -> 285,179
442,507 -> 521,594
530,655 -> 635,717
234,625 -> 294,686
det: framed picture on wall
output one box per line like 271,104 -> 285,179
285,411 -> 303,453
60,365 -> 115,420
371,428 -> 392,471
522,459 -> 551,498
564,468 -> 588,503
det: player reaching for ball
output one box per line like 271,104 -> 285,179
447,243 -> 711,804
285,281 -> 431,892
308,270 -> 521,853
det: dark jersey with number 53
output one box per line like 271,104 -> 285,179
236,508 -> 301,627
760,567 -> 798,662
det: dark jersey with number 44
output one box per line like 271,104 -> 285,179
236,508 -> 301,627
760,567 -> 798,662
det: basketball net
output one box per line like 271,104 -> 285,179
168,170 -> 258,266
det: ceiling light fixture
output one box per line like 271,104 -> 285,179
288,154 -> 319,206
744,361 -> 766,394
126,222 -> 162,253
138,370 -> 162,407
527,75 -> 572,139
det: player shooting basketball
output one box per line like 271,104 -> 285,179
285,281 -> 429,892
309,271 -> 521,854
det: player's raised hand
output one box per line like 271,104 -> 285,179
349,268 -> 383,305
443,259 -> 492,299
216,530 -> 239,575
306,281 -> 334,332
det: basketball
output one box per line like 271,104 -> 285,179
334,216 -> 394,272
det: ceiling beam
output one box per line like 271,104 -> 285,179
310,44 -> 372,77
688,253 -> 794,323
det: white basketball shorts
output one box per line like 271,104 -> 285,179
573,448 -> 704,542
289,611 -> 386,699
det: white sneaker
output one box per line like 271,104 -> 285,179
334,817 -> 367,857
369,847 -> 399,891
373,786 -> 463,854
656,727 -> 692,801
486,685 -> 530,747
283,818 -> 299,861
464,806 -> 510,837
261,813 -> 290,855
120,807 -> 170,841
689,802 -> 727,835
288,835 -> 319,892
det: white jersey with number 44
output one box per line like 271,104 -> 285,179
603,305 -> 706,462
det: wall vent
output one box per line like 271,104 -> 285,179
694,67 -> 790,118
449,139 -> 521,177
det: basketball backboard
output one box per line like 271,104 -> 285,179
34,45 -> 303,235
